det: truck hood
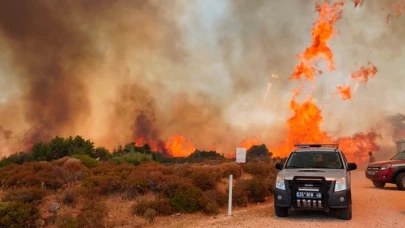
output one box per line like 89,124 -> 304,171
278,168 -> 345,181
368,160 -> 405,166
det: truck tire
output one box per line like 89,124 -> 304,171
339,206 -> 352,220
274,206 -> 288,217
395,173 -> 405,190
372,181 -> 386,188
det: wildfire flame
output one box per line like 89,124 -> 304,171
269,1 -> 379,163
336,85 -> 352,101
135,135 -> 195,157
131,1 -> 380,163
165,135 -> 195,157
239,138 -> 261,150
351,62 -> 378,84
290,1 -> 343,81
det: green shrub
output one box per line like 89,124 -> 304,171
187,150 -> 225,162
0,160 -> 11,167
0,201 -> 39,228
165,182 -> 206,213
111,152 -> 153,166
71,154 -> 99,168
2,188 -> 46,203
56,214 -> 79,228
3,152 -> 34,165
94,147 -> 111,161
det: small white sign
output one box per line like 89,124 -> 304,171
236,147 -> 246,163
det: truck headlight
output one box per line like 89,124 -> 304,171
276,176 -> 286,190
334,177 -> 347,192
380,164 -> 392,170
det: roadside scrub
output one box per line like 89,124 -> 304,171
0,156 -> 277,226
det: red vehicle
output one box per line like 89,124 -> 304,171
365,151 -> 405,190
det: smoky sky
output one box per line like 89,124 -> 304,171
0,0 -> 404,157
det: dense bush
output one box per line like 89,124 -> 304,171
3,152 -> 33,165
190,166 -> 222,191
0,201 -> 39,228
164,181 -> 207,213
205,189 -> 227,207
187,150 -> 225,162
111,152 -> 153,166
94,147 -> 111,161
132,197 -> 173,216
241,162 -> 276,180
71,154 -> 99,168
2,188 -> 46,204
0,160 -> 90,190
246,144 -> 272,161
32,136 -> 95,161
231,177 -> 270,206
218,162 -> 242,179
0,134 -> 283,221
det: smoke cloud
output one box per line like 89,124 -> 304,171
0,0 -> 404,158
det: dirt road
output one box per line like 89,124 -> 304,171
149,168 -> 405,228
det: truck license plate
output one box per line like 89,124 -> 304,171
296,192 -> 322,199
367,171 -> 376,175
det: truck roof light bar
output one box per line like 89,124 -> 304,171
294,143 -> 339,148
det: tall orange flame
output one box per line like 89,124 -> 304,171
270,1 -> 379,163
165,135 -> 195,157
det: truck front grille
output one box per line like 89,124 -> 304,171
286,176 -> 332,209
367,166 -> 380,171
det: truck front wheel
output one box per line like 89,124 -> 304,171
372,181 -> 386,188
274,206 -> 289,217
395,173 -> 405,190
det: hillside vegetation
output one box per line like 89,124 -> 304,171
0,135 -> 283,228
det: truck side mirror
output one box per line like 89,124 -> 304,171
347,163 -> 357,171
275,162 -> 283,170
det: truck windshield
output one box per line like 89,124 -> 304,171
284,151 -> 344,169
391,152 -> 405,160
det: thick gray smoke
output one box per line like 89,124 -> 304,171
0,0 -> 404,158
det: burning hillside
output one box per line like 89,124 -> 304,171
0,0 -> 404,162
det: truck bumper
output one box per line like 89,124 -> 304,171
365,169 -> 393,182
274,188 -> 351,209
274,188 -> 291,207
328,189 -> 352,209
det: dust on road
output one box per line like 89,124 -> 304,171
147,169 -> 405,228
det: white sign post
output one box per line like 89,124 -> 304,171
228,174 -> 233,216
236,147 -> 247,163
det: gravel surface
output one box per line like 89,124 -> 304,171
149,169 -> 405,228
